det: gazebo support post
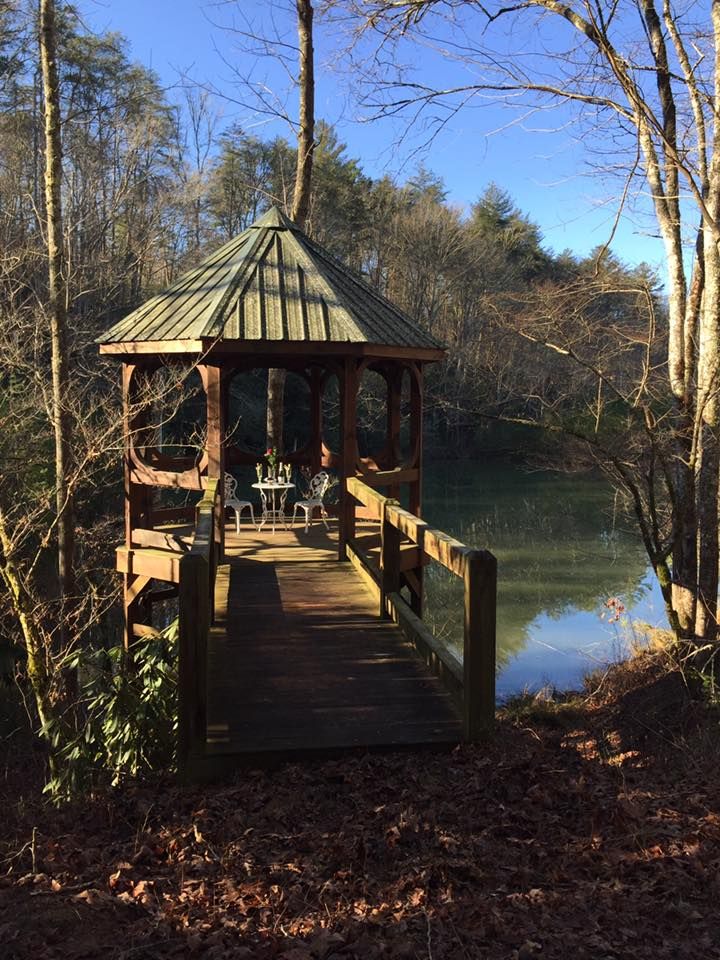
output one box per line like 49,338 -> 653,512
409,363 -> 423,517
386,364 -> 402,500
310,366 -> 323,477
200,363 -> 225,562
339,357 -> 358,560
408,363 -> 424,615
122,361 -> 153,650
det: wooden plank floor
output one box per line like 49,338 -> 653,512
205,520 -> 462,759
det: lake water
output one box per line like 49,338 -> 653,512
421,462 -> 667,700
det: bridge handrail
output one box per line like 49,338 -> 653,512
178,477 -> 221,776
346,475 -> 497,740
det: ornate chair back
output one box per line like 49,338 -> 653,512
224,472 -> 238,501
308,471 -> 330,501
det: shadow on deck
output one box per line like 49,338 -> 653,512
201,520 -> 462,770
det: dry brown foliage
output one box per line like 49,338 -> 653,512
2,659 -> 719,959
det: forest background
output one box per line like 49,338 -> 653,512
1,0 -> 659,455
0,0 -> 681,792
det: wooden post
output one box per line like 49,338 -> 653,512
339,358 -> 358,559
177,552 -> 209,779
195,497 -> 214,617
386,365 -> 402,500
409,525 -> 425,619
122,362 -> 153,650
380,499 -> 401,617
463,550 -> 497,740
123,574 -> 145,649
201,363 -> 225,558
409,363 -> 423,517
310,366 -> 323,476
408,363 -> 424,614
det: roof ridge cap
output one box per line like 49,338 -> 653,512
249,205 -> 301,232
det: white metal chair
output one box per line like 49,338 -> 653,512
291,471 -> 330,533
224,472 -> 256,532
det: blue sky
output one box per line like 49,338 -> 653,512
86,0 -> 667,272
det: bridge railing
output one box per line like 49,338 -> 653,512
177,477 -> 221,776
345,476 -> 497,740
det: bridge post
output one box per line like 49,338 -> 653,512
178,551 -> 209,779
463,550 -> 497,740
380,498 -> 401,617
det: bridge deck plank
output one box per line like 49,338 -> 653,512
204,521 -> 462,759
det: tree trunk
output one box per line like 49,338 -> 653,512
695,425 -> 719,641
266,0 -> 315,452
40,0 -> 75,653
266,368 -> 287,454
693,16 -> 720,642
291,0 -> 315,231
672,453 -> 698,638
0,514 -> 54,734
694,217 -> 720,642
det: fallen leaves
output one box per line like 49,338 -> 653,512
3,664 -> 720,959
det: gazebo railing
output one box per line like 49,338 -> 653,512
345,476 -> 497,740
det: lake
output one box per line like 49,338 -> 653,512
420,462 -> 667,700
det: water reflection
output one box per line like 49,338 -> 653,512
421,463 -> 666,698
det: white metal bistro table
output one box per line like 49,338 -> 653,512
252,480 -> 294,533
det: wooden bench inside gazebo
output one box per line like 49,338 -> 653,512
98,207 -> 497,779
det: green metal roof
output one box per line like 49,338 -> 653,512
97,207 -> 444,353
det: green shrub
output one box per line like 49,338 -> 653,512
45,620 -> 178,800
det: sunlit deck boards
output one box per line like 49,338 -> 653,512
204,520 -> 462,760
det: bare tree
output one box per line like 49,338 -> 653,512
39,0 -> 76,670
0,4 -> 206,785
182,87 -> 220,253
267,0 -> 316,453
349,0 -> 720,648
291,0 -> 315,228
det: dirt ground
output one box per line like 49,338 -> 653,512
2,655 -> 719,960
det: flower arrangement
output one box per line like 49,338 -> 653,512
265,446 -> 278,479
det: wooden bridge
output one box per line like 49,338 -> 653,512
118,475 -> 496,779
101,206 -> 497,779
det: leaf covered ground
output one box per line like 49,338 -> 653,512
2,655 -> 720,960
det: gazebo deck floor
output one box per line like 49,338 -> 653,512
202,519 -> 462,766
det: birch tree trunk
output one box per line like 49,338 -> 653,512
40,0 -> 75,648
266,0 -> 315,453
291,0 -> 315,231
690,3 -> 720,642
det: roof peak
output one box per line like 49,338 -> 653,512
250,206 -> 300,231
97,203 -> 445,355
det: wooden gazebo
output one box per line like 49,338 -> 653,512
99,207 -> 444,637
98,207 -> 495,775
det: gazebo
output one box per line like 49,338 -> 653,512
98,207 -> 497,772
98,207 -> 445,644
